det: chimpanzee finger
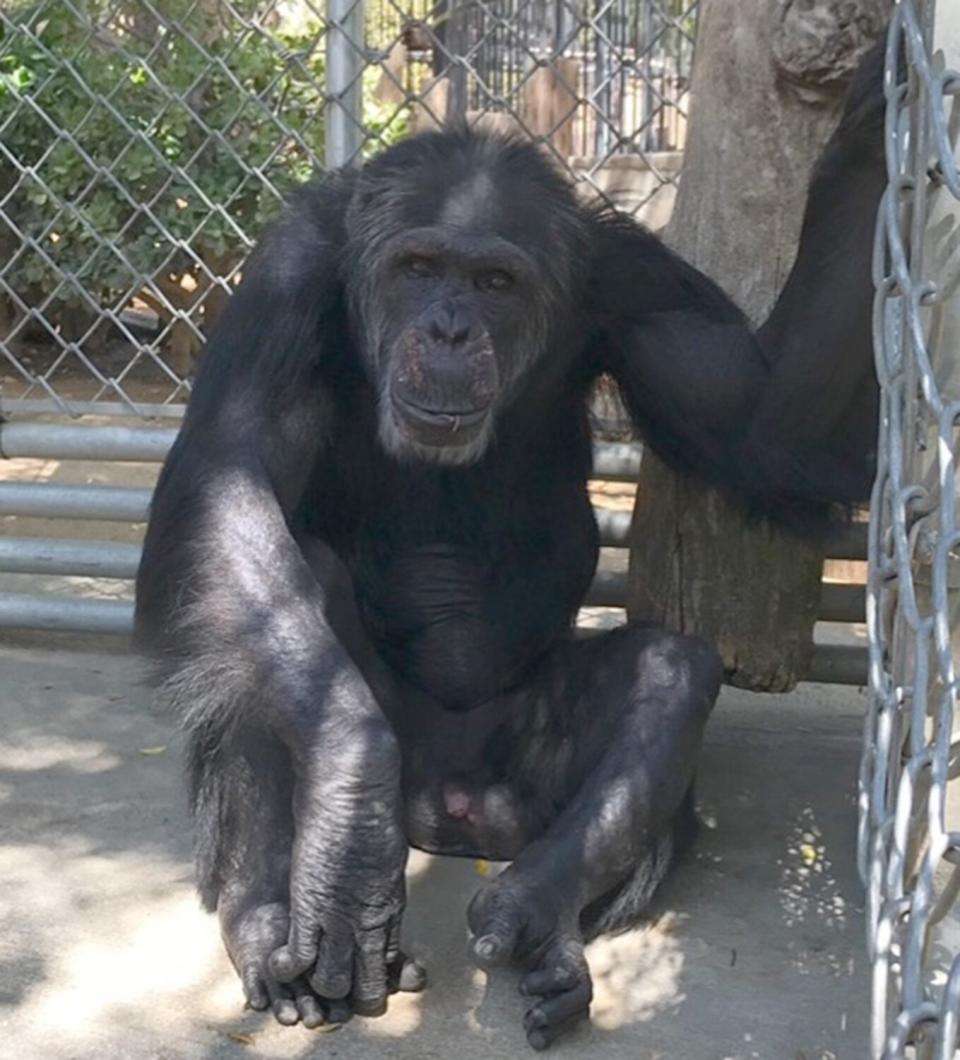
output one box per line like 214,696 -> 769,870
309,921 -> 354,999
519,963 -> 579,997
292,979 -> 325,1028
270,913 -> 320,982
326,999 -> 353,1024
526,1012 -> 588,1051
240,966 -> 270,1011
388,952 -> 427,994
470,914 -> 523,969
351,930 -> 389,1016
266,978 -> 299,1025
522,978 -> 592,1033
467,886 -> 525,968
385,916 -> 402,965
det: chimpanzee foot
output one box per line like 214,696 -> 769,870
221,900 -> 425,1028
467,871 -> 592,1050
222,901 -> 332,1027
518,936 -> 592,1051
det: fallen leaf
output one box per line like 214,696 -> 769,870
224,1031 -> 255,1046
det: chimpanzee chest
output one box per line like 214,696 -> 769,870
352,539 -> 570,710
307,401 -> 600,710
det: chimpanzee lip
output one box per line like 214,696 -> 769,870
392,392 -> 490,440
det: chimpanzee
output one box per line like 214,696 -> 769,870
135,40 -> 884,1051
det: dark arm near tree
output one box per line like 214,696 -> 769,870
592,36 -> 886,508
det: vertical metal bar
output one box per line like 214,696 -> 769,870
445,0 -> 469,123
326,0 -> 366,168
594,0 -> 607,155
642,0 -> 653,151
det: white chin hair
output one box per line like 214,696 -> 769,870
377,407 -> 492,467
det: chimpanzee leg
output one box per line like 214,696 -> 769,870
208,536 -> 422,1027
459,625 -> 721,1049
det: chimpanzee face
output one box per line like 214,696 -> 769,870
344,134 -> 587,466
370,224 -> 542,464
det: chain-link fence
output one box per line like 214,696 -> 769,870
0,0 -> 695,419
860,2 -> 960,1056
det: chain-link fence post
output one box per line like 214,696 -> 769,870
326,0 -> 366,167
861,1 -> 960,1055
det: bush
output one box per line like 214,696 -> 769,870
0,0 -> 407,368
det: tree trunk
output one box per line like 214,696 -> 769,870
626,0 -> 889,691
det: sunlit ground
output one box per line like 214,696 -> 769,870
0,639 -> 871,1059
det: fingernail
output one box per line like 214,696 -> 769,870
528,1006 -> 547,1028
326,1002 -> 352,1024
475,936 -> 499,961
528,1029 -> 549,1051
399,960 -> 427,992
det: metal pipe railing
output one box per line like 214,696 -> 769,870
0,538 -> 141,579
0,593 -> 133,634
0,483 -> 152,522
0,422 -> 869,680
0,422 -> 178,462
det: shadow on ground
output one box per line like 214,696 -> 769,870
0,638 -> 868,1059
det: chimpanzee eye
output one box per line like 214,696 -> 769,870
404,255 -> 436,278
477,269 -> 513,293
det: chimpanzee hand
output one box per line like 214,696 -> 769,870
268,721 -> 412,1017
224,899 -> 425,1027
467,866 -> 592,1050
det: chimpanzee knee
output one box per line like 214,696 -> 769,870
589,625 -> 723,726
632,627 -> 723,707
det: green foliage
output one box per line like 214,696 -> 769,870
0,0 -> 407,319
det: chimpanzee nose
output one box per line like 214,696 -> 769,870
426,303 -> 473,348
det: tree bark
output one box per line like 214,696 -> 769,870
626,0 -> 889,691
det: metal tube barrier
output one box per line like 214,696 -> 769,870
819,582 -> 867,624
0,423 -> 179,462
0,400 -> 187,420
0,422 -> 641,474
0,539 -> 141,579
591,442 -> 644,482
808,644 -> 868,686
0,594 -> 133,634
0,484 -> 152,522
0,426 -> 869,684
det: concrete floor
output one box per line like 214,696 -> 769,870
0,634 -> 869,1060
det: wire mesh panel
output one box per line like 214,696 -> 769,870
0,0 -> 695,418
860,2 -> 960,1055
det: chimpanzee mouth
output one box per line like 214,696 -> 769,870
392,393 -> 490,446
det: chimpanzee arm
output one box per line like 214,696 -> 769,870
744,34 -> 888,501
593,35 -> 886,507
589,219 -> 770,496
135,172 -> 408,1009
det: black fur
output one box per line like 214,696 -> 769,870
134,40 -> 885,1047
